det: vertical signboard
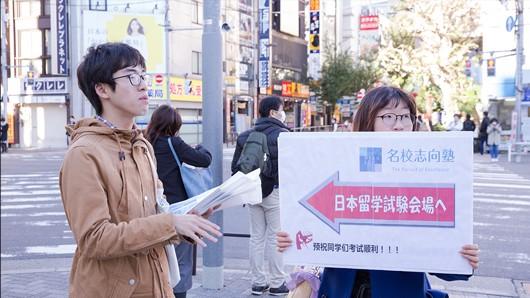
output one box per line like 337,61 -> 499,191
358,6 -> 382,57
309,12 -> 320,53
308,0 -> 320,79
239,0 -> 253,95
487,58 -> 496,77
56,0 -> 69,75
258,0 -> 270,88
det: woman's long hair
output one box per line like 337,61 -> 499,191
145,105 -> 182,145
353,86 -> 417,132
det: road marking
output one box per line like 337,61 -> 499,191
25,244 -> 77,255
1,203 -> 61,209
1,212 -> 65,217
1,197 -> 61,203
1,190 -> 60,196
473,182 -> 530,189
475,192 -> 530,199
23,220 -> 68,226
0,180 -> 59,185
1,185 -> 59,190
474,197 -> 530,206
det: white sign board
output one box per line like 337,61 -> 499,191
279,132 -> 473,274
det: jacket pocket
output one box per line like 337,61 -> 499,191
107,277 -> 136,298
115,167 -> 129,222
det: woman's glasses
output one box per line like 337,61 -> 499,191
376,113 -> 416,127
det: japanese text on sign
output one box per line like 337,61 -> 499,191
56,0 -> 68,74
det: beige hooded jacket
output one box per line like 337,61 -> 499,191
60,118 -> 179,297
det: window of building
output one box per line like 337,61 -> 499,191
192,51 -> 202,75
44,29 -> 51,56
191,0 -> 200,24
17,30 -> 42,58
43,0 -> 51,16
16,0 -> 41,18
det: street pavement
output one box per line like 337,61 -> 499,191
1,147 -> 530,297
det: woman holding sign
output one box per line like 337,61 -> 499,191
277,86 -> 479,298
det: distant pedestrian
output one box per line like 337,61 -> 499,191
462,114 -> 476,132
416,114 -> 430,131
146,105 -> 212,298
1,117 -> 8,153
231,96 -> 290,296
487,118 -> 501,161
446,113 -> 463,131
332,118 -> 338,132
478,111 -> 490,155
60,42 -> 221,297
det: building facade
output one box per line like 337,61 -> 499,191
5,0 -> 70,148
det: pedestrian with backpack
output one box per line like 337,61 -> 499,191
231,96 -> 290,296
462,114 -> 476,132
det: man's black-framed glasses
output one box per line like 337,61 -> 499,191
112,73 -> 150,86
376,113 -> 416,126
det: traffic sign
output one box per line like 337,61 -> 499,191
506,16 -> 516,32
487,58 -> 496,77
154,74 -> 164,84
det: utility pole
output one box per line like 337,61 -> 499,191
164,0 -> 171,105
201,0 -> 224,289
514,0 -> 524,146
1,0 -> 8,118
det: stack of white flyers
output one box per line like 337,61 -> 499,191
168,169 -> 262,215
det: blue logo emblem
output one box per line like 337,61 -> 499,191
360,147 -> 382,172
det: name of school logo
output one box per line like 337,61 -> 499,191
359,147 -> 455,172
299,173 -> 455,233
386,148 -> 455,163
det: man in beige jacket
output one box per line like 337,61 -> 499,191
60,42 -> 221,297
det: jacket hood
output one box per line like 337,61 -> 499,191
66,118 -> 144,145
254,117 -> 290,132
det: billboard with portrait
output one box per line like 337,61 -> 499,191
82,11 -> 166,74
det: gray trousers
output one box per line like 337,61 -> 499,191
173,241 -> 193,293
249,188 -> 287,287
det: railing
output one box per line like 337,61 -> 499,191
179,121 -> 202,145
508,141 -> 530,162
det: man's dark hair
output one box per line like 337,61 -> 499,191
258,96 -> 283,118
483,111 -> 489,117
76,42 -> 146,115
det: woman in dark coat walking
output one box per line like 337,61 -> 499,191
146,105 -> 212,298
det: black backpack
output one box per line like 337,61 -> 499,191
236,131 -> 273,177
462,120 -> 475,131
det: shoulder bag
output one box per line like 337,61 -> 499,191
145,149 -> 181,288
167,137 -> 213,198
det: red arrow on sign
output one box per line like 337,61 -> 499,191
299,172 -> 455,233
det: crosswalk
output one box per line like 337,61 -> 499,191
1,154 -> 530,280
472,161 -> 530,279
1,171 -> 76,259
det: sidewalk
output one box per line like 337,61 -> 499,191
1,257 -> 529,297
